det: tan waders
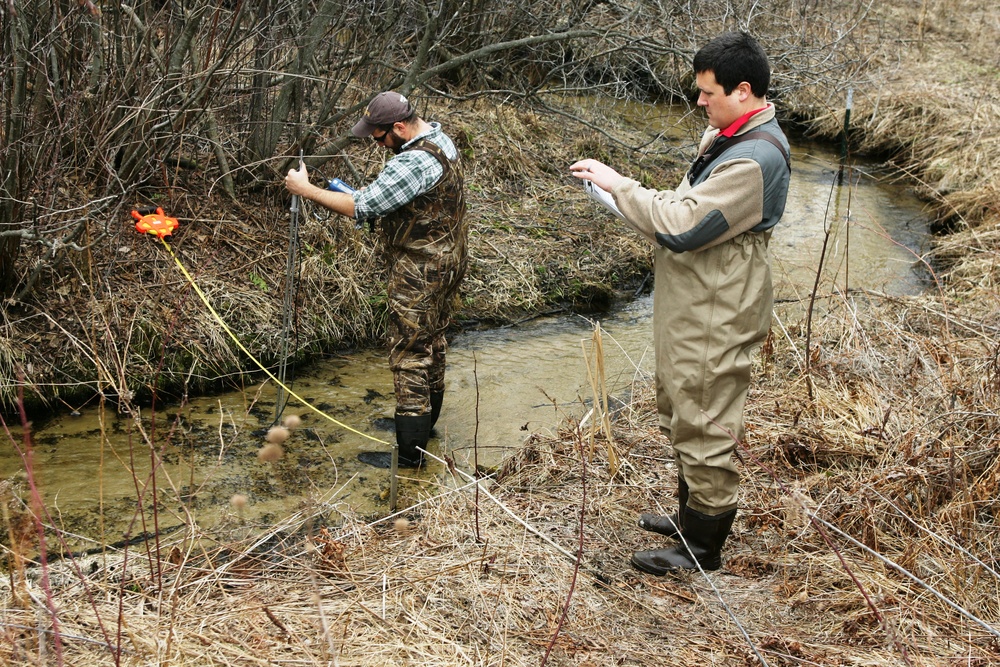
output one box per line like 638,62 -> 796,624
632,232 -> 773,573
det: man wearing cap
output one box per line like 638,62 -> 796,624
285,91 -> 468,469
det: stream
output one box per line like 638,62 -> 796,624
1,132 -> 931,550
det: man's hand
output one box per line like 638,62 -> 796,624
283,160 -> 357,219
285,162 -> 311,197
569,159 -> 626,192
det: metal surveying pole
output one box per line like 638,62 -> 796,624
274,152 -> 302,423
390,442 -> 399,511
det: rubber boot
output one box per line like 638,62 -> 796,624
395,413 -> 432,468
631,507 -> 737,575
638,477 -> 689,539
430,391 -> 444,428
358,413 -> 432,469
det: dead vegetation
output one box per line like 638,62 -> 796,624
2,1 -> 1000,665
3,286 -> 999,665
0,0 -> 896,413
0,98 -> 661,413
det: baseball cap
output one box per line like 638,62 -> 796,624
351,91 -> 416,137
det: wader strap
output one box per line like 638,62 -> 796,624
688,130 -> 791,183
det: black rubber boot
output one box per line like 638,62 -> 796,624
395,413 -> 432,467
631,507 -> 736,575
358,414 -> 433,469
638,477 -> 689,539
430,391 -> 444,428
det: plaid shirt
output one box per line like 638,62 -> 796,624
353,122 -> 458,224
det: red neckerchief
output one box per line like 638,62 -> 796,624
719,105 -> 768,138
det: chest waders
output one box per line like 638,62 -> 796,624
632,120 -> 790,574
358,140 -> 468,469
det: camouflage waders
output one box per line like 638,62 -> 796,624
380,139 -> 468,420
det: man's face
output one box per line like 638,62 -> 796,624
371,123 -> 404,154
696,70 -> 746,131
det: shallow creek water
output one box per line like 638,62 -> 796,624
1,134 -> 930,548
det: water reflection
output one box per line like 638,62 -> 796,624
1,136 -> 930,547
774,141 -> 929,299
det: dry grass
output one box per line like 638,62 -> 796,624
3,2 -> 1000,665
3,285 -> 998,665
792,1 -> 1000,240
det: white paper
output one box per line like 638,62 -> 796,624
584,180 -> 625,220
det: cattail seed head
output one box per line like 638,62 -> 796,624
258,443 -> 284,462
266,426 -> 290,444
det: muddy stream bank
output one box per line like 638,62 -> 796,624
1,136 -> 930,553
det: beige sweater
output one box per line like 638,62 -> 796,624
612,105 -> 790,253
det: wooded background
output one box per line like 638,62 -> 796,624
1,0 -> 879,301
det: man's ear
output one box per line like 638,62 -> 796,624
737,81 -> 752,102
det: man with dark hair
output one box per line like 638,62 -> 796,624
285,91 -> 468,469
570,32 -> 790,574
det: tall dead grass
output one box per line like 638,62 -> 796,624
3,3 -> 1000,664
793,2 -> 1000,240
3,286 -> 998,665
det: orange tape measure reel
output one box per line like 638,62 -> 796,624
131,207 -> 179,238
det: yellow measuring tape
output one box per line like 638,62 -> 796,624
160,236 -> 389,445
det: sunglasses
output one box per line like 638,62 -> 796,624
371,129 -> 390,143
